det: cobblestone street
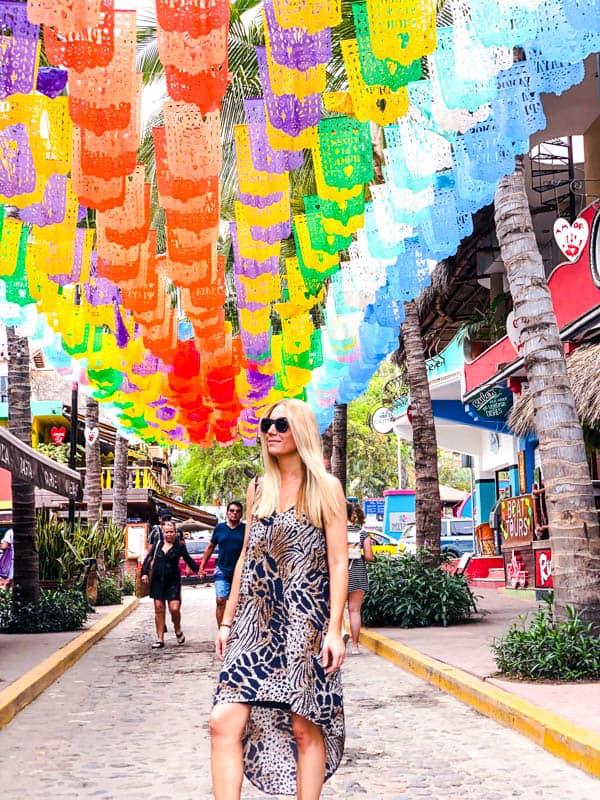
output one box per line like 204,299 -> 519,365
1,588 -> 598,800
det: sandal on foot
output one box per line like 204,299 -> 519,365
151,641 -> 164,649
176,631 -> 185,645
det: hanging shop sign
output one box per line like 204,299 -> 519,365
0,426 -> 82,499
369,406 -> 394,434
469,386 -> 513,420
534,547 -> 553,589
499,494 -> 534,549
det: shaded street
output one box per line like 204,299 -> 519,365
1,588 -> 598,799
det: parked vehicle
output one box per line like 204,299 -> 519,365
365,529 -> 400,556
180,539 -> 217,584
397,519 -> 474,558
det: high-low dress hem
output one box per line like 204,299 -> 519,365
213,508 -> 345,795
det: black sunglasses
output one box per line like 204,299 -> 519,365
260,417 -> 290,434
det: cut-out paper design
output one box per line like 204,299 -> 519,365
0,2 -> 40,99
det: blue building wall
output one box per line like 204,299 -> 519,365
475,479 -> 496,526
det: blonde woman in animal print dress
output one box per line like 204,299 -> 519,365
210,399 -> 348,799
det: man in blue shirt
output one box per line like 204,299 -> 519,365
199,501 -> 245,627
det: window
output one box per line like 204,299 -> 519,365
0,375 -> 7,403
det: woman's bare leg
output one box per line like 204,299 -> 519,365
292,714 -> 326,800
209,702 -> 251,800
168,599 -> 181,633
154,600 -> 165,642
348,589 -> 365,648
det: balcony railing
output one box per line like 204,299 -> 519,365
101,466 -> 162,494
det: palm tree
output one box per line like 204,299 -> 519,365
6,326 -> 39,603
331,403 -> 348,495
401,301 -> 441,563
84,396 -> 103,530
495,158 -> 600,626
112,434 -> 128,528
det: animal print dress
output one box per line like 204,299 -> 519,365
213,508 -> 345,795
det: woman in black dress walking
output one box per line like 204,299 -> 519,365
141,519 -> 199,648
210,398 -> 348,799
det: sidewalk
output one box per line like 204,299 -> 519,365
1,587 -> 599,780
359,587 -> 600,778
367,588 -> 600,735
0,595 -> 138,728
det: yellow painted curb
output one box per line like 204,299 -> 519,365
0,596 -> 139,730
359,628 -> 600,779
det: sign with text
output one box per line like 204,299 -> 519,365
534,547 -> 553,589
500,494 -> 534,549
389,511 -> 415,533
469,386 -> 513,420
364,498 -> 385,519
125,523 -> 148,559
0,426 -> 82,499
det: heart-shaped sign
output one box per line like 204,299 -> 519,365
85,426 -> 99,445
553,216 -> 589,262
506,311 -> 523,355
50,426 -> 67,445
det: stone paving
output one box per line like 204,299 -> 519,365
1,588 -> 599,800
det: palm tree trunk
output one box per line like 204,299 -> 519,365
112,434 -> 128,528
6,326 -> 39,603
331,403 -> 348,495
401,301 -> 441,563
495,158 -> 600,626
84,396 -> 103,530
322,424 -> 333,473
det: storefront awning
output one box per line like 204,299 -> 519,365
152,492 -> 217,526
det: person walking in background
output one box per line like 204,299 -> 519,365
346,504 -> 374,655
148,508 -> 183,547
0,527 -> 14,589
141,519 -> 199,649
199,501 -> 245,628
210,398 -> 348,799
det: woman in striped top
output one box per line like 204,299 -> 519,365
346,504 -> 374,654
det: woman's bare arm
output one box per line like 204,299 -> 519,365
321,476 -> 349,673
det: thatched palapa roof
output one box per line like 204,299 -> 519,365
508,343 -> 600,436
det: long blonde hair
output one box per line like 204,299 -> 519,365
253,399 -> 340,528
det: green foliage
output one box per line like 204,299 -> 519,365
35,442 -> 85,467
36,442 -> 70,463
347,362 -> 414,498
96,577 -> 123,606
361,553 -> 477,628
173,441 -> 261,505
0,587 -> 88,633
37,512 -> 125,583
121,574 -> 135,596
437,450 -> 471,492
491,598 -> 600,680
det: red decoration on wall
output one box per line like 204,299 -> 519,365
50,426 -> 67,444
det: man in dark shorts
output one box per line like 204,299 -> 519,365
199,501 -> 245,627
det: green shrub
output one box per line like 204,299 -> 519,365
491,598 -> 600,680
0,588 -> 89,633
361,552 -> 477,628
121,574 -> 135,596
96,577 -> 122,606
37,512 -> 125,584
